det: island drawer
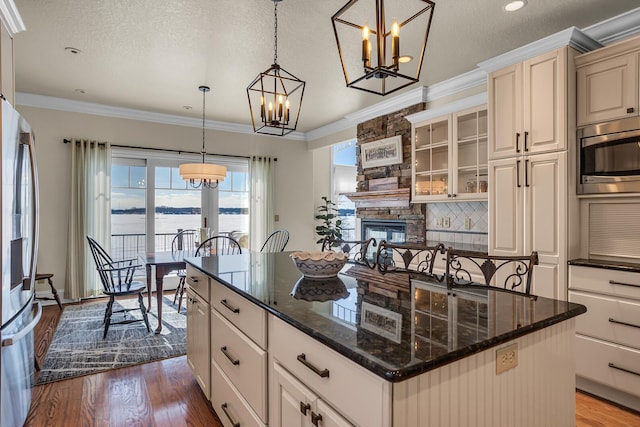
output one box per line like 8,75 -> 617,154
211,308 -> 267,423
569,266 -> 640,300
269,315 -> 390,427
211,359 -> 266,427
570,291 -> 640,349
186,265 -> 210,302
576,335 -> 640,398
211,279 -> 267,348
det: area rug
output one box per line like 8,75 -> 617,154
35,297 -> 186,385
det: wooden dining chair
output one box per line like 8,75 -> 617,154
196,235 -> 242,256
260,229 -> 290,252
321,236 -> 377,268
376,240 -> 446,278
171,229 -> 198,313
445,249 -> 539,295
86,236 -> 151,338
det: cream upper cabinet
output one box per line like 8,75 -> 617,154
576,36 -> 640,127
411,105 -> 488,202
489,48 -> 569,159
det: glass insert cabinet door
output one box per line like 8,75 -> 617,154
453,106 -> 488,199
413,116 -> 450,199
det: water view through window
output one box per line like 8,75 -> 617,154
111,157 -> 249,259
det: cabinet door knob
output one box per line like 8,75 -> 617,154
311,411 -> 323,426
300,401 -> 311,416
627,107 -> 635,113
452,194 -> 457,198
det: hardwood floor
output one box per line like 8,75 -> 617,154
28,302 -> 639,426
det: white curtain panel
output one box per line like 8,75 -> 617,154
249,156 -> 275,251
66,139 -> 112,299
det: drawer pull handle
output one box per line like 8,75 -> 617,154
609,280 -> 640,289
221,346 -> 240,366
311,411 -> 323,426
221,403 -> 240,427
608,363 -> 640,377
189,277 -> 198,283
297,353 -> 329,378
300,401 -> 311,416
220,299 -> 240,314
609,318 -> 640,330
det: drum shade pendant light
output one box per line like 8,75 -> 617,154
331,0 -> 436,96
247,0 -> 305,136
179,85 -> 226,188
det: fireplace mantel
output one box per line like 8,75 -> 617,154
343,188 -> 410,208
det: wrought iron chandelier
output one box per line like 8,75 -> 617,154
247,0 -> 305,136
179,85 -> 226,188
331,0 -> 436,96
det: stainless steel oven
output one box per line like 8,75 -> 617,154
578,116 -> 640,194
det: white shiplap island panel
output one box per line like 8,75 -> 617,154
393,319 -> 576,427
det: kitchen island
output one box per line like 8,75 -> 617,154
185,252 -> 586,427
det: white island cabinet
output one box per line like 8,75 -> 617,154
185,255 -> 585,427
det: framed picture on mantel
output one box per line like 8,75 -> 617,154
361,135 -> 403,169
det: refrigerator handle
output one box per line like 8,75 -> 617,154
22,132 -> 39,287
1,301 -> 42,347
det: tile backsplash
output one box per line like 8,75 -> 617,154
425,201 -> 488,246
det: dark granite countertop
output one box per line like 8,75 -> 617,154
569,258 -> 640,274
427,240 -> 488,255
186,252 -> 585,382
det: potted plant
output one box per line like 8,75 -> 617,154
315,196 -> 343,247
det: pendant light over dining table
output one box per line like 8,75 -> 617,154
179,85 -> 226,188
247,0 -> 305,136
331,0 -> 436,96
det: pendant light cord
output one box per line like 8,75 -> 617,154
273,0 -> 278,65
201,87 -> 206,162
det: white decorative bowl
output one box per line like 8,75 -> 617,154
290,251 -> 349,278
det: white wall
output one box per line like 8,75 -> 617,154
18,106 -> 318,296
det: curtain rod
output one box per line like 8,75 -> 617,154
62,139 -> 277,161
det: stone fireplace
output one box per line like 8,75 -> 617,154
349,103 -> 427,244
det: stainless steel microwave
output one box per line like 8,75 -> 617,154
578,116 -> 640,194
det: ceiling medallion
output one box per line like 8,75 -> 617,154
179,85 -> 227,189
331,0 -> 436,96
247,0 -> 306,136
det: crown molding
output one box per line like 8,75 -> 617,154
583,7 -> 640,45
16,92 -> 306,141
0,0 -> 25,36
307,70 -> 487,141
478,27 -> 602,73
405,93 -> 488,124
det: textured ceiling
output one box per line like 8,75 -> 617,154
12,0 -> 640,133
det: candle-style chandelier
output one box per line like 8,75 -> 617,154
247,0 -> 305,136
179,85 -> 226,188
331,0 -> 436,96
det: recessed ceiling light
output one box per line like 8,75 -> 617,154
65,46 -> 82,54
504,1 -> 526,12
74,89 -> 85,94
398,55 -> 413,64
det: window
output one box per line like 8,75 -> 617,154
111,159 -> 147,260
111,149 -> 249,260
332,140 -> 357,240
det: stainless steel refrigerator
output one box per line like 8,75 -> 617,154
0,98 -> 41,427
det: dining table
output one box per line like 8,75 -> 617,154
138,250 -> 193,334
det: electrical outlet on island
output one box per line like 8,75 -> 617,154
496,343 -> 518,374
